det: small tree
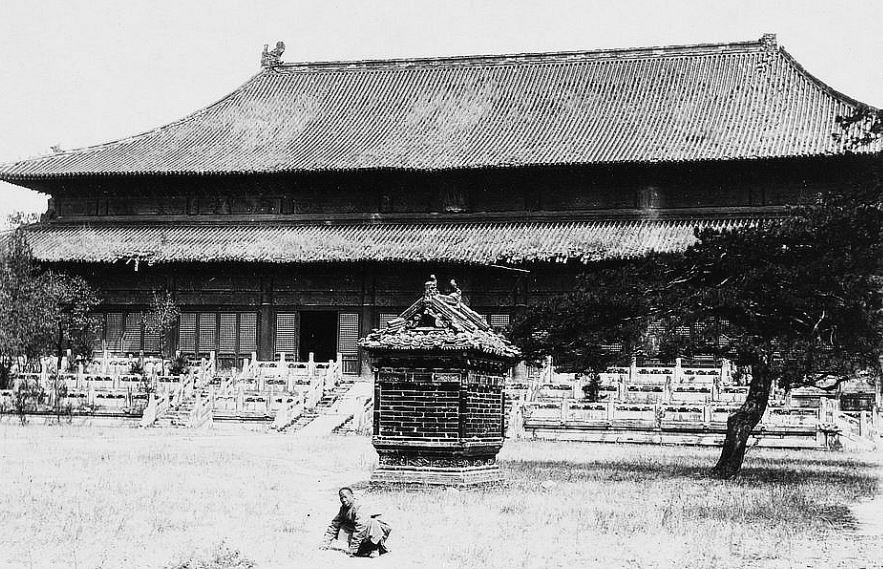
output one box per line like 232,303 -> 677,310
3,211 -> 39,230
12,375 -> 44,425
45,271 -> 101,365
658,187 -> 883,477
143,290 -> 180,359
49,372 -> 72,422
581,374 -> 603,402
510,260 -> 659,384
0,228 -> 102,389
0,230 -> 58,388
510,188 -> 882,478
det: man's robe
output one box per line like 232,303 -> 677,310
322,500 -> 391,555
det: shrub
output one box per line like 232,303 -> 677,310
169,354 -> 189,376
12,375 -> 44,424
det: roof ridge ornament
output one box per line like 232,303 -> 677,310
424,274 -> 438,299
759,33 -> 777,50
261,41 -> 286,68
447,279 -> 462,305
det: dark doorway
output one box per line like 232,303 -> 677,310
299,311 -> 338,363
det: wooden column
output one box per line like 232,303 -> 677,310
458,378 -> 468,440
359,263 -> 376,380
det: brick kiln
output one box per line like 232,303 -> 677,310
360,276 -> 520,485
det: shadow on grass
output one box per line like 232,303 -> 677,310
500,455 -> 879,490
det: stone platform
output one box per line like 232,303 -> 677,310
370,461 -> 502,486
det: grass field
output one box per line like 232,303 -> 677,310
0,423 -> 880,569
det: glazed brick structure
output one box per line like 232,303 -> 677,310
465,386 -> 504,439
377,382 -> 461,439
375,380 -> 505,441
363,285 -> 519,485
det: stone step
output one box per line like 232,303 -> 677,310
287,412 -> 319,432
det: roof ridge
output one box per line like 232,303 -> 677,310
273,38 -> 773,73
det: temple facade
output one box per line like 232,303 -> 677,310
1,34 -> 880,374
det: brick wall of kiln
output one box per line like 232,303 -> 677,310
376,382 -> 461,439
465,385 -> 504,438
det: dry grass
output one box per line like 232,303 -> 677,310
0,424 -> 880,569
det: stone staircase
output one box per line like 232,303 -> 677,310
155,388 -> 209,428
150,379 -> 359,431
316,379 -> 356,411
286,408 -> 319,431
156,399 -> 193,427
287,378 -> 362,435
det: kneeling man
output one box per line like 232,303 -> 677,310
320,487 -> 391,557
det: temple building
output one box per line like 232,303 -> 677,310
0,34 -> 880,374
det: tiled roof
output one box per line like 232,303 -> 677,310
360,279 -> 520,358
19,218 -> 757,265
1,36 -> 879,180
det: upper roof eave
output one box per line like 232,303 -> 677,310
3,151 -> 882,184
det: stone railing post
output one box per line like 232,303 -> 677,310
626,356 -> 637,399
101,344 -> 109,375
40,357 -> 49,388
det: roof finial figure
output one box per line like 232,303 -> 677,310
759,33 -> 777,50
424,274 -> 438,299
448,278 -> 462,305
261,41 -> 286,68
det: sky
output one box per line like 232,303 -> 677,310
1,0 -> 882,227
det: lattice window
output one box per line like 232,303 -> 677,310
239,313 -> 257,354
337,313 -> 360,354
489,314 -> 510,329
275,313 -> 297,356
105,313 -> 124,352
143,319 -> 160,353
198,313 -> 217,355
219,313 -> 237,354
378,313 -> 399,329
178,313 -> 197,353
121,314 -> 142,353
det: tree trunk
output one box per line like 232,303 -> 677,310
0,358 -> 10,390
711,359 -> 773,478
